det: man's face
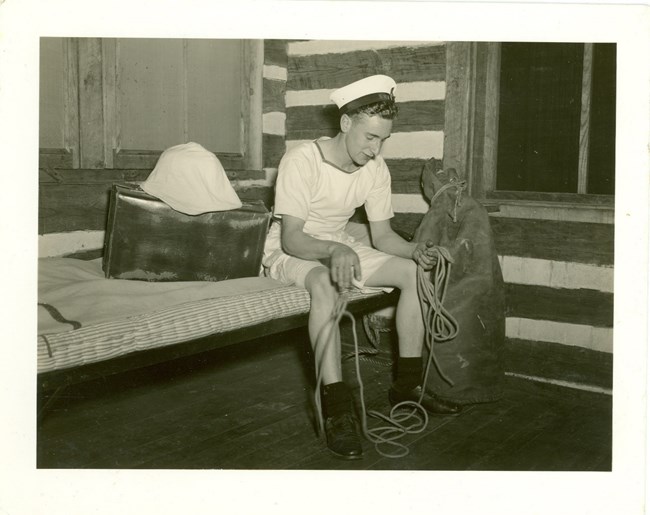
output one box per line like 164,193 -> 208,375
342,113 -> 393,167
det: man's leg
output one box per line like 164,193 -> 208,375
365,257 -> 462,415
364,257 -> 423,357
304,266 -> 362,459
304,266 -> 341,384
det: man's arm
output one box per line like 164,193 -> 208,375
281,215 -> 361,288
369,219 -> 436,270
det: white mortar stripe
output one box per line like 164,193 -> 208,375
286,81 -> 446,107
504,372 -> 612,395
506,317 -> 613,353
398,81 -> 446,101
232,179 -> 272,188
288,40 -> 443,56
39,230 -> 105,258
264,167 -> 279,184
287,131 -> 442,159
499,255 -> 614,293
262,112 -> 286,136
490,203 -> 614,224
285,89 -> 334,107
263,65 -> 287,81
391,194 -> 429,214
383,131 -> 443,159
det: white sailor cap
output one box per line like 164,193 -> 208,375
330,74 -> 397,114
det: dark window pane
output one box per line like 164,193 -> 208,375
496,43 -> 583,193
587,44 -> 616,195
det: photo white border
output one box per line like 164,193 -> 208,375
1,1 -> 648,514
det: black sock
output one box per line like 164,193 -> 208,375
322,381 -> 353,418
394,357 -> 423,392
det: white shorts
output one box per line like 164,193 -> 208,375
262,221 -> 394,292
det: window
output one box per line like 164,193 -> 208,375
39,38 -> 263,171
496,42 -> 615,195
443,42 -> 616,210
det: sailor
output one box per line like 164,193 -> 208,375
263,75 -> 462,459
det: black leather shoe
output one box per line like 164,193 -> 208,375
324,412 -> 363,460
388,385 -> 462,416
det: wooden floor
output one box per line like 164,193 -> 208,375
37,327 -> 612,470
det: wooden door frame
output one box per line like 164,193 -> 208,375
443,41 -> 500,199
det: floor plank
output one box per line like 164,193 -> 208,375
37,330 -> 612,471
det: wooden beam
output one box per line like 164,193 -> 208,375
287,45 -> 446,90
262,78 -> 286,114
505,338 -> 612,390
482,43 -> 501,196
486,190 -> 614,206
391,213 -> 614,266
386,158 -> 442,194
39,148 -> 74,169
182,39 -> 190,143
285,100 -> 444,139
391,212 -> 424,238
468,42 -> 485,195
234,185 -> 274,208
578,43 -> 594,194
77,38 -> 106,169
39,182 -> 273,234
39,167 -> 270,234
442,42 -> 472,180
39,183 -> 113,233
101,39 -> 117,168
262,133 -> 285,169
264,39 -> 288,68
113,149 -> 249,170
244,40 -> 264,171
38,168 -> 264,184
39,168 -> 150,184
64,38 -> 80,168
490,217 -> 614,266
505,283 -> 613,328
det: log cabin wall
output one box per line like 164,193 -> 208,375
283,40 -> 613,391
39,38 -> 288,257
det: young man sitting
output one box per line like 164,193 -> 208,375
263,75 -> 462,460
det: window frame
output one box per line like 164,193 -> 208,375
443,42 -> 615,220
39,38 -> 80,170
39,38 -> 263,172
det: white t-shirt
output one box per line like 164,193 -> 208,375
272,138 -> 394,237
262,139 -> 396,289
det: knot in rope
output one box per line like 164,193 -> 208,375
429,178 -> 467,223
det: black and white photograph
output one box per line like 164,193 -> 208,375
1,1 -> 648,514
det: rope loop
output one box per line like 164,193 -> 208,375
311,245 -> 458,459
428,178 -> 467,222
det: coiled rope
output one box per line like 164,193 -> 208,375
313,246 -> 458,459
417,245 -> 458,387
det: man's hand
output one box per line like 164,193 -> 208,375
412,240 -> 438,271
327,243 -> 362,290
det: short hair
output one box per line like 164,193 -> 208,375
344,99 -> 399,120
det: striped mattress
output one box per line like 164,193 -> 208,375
37,258 -> 383,374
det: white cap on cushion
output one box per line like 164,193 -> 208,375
329,74 -> 397,113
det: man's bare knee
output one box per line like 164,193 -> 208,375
400,259 -> 418,291
305,267 -> 337,304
